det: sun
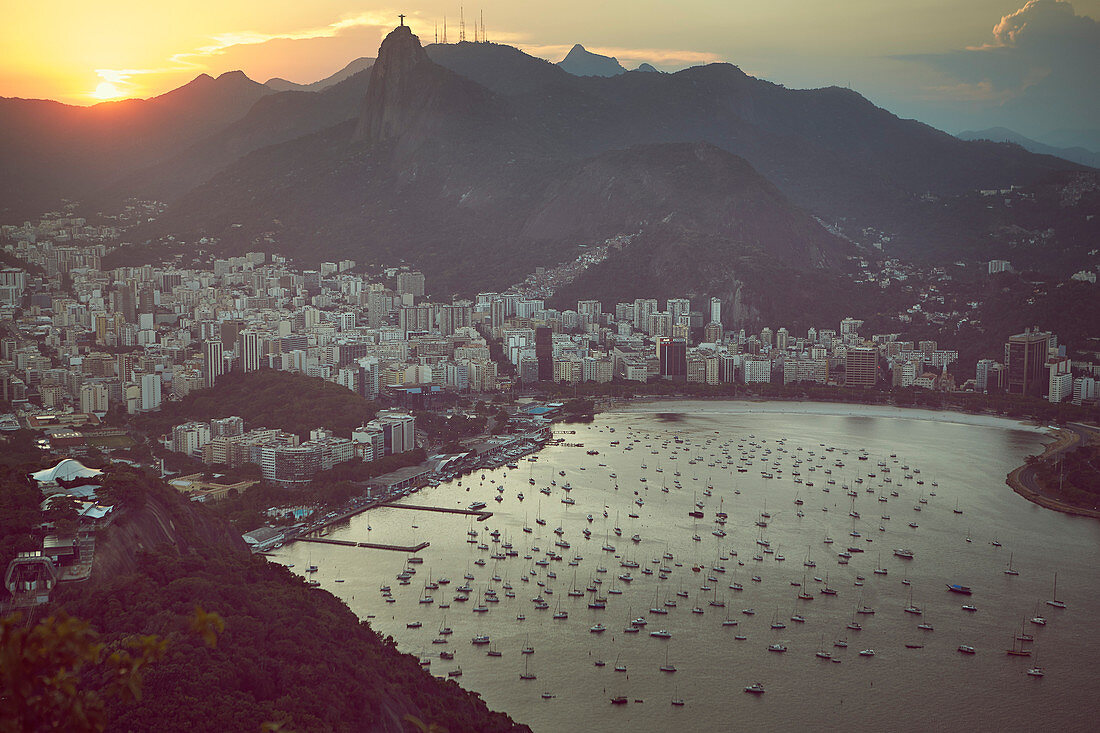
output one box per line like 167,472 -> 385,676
92,80 -> 124,100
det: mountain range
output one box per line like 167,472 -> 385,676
556,44 -> 657,76
957,127 -> 1100,169
2,27 -> 1096,323
265,57 -> 374,92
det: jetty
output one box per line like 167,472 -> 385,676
296,537 -> 430,553
380,502 -> 494,522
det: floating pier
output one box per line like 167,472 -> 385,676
380,502 -> 494,522
296,537 -> 430,553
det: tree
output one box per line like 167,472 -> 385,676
0,611 -> 167,732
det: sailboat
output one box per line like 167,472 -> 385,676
815,633 -> 832,659
1045,572 -> 1067,608
659,645 -> 677,673
520,656 -> 537,680
1026,649 -> 1045,677
1006,632 -> 1032,657
1004,552 -> 1020,576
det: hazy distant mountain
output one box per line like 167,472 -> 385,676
635,63 -> 659,73
265,57 -> 374,92
958,127 -> 1100,169
1042,128 -> 1100,155
557,44 -> 627,77
5,25 -> 1092,318
0,70 -> 273,219
124,28 -> 851,316
109,67 -> 375,202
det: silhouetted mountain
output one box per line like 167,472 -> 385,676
635,63 -> 660,73
1042,128 -> 1100,154
6,26 -> 1091,323
958,127 -> 1100,169
0,70 -> 273,218
265,57 -> 374,92
106,66 -> 374,202
112,26 -> 1090,316
558,44 -> 627,77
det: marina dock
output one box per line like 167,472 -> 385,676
296,537 -> 430,553
380,502 -> 494,521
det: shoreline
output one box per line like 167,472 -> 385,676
603,396 -> 1050,433
592,394 -> 1100,520
1005,425 -> 1100,520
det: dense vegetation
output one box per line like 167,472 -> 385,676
133,369 -> 377,439
1033,443 -> 1100,511
0,465 -> 46,577
5,468 -> 524,732
50,549 -> 523,732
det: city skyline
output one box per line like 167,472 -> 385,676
3,1 -> 1100,142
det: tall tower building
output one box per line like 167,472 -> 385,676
203,339 -> 225,388
845,347 -> 878,387
709,297 -> 721,325
238,330 -> 263,373
1005,329 -> 1050,398
657,337 -> 687,382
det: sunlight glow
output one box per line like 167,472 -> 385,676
92,80 -> 124,100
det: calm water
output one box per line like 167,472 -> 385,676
272,401 -> 1100,731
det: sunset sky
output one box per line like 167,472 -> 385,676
3,1 -> 1098,141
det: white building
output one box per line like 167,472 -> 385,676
743,358 -> 772,384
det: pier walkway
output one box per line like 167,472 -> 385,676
380,502 -> 494,522
296,537 -> 430,553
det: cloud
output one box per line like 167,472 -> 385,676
895,1 -> 1100,134
91,11 -> 400,97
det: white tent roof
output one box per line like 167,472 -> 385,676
31,459 -> 103,485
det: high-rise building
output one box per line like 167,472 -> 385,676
775,327 -> 789,350
535,327 -> 553,381
743,358 -> 772,384
657,337 -> 687,381
139,372 -> 162,412
633,299 -> 658,333
202,339 -> 225,388
396,271 -> 426,297
709,297 -> 721,325
845,347 -> 878,387
703,321 -> 723,343
975,359 -> 1004,392
1005,329 -> 1050,398
79,382 -> 109,414
666,298 -> 691,324
577,300 -> 602,323
238,330 -> 262,373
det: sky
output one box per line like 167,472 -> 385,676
3,1 -> 1098,145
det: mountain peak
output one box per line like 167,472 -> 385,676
558,44 -> 627,77
354,25 -> 448,144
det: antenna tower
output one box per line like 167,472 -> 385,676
460,6 -> 466,42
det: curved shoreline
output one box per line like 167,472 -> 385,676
1005,425 -> 1100,520
607,396 -> 1050,433
597,395 -> 1100,520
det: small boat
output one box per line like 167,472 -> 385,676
1046,573 -> 1067,609
946,584 -> 972,595
957,645 -> 975,654
744,683 -> 766,694
859,649 -> 875,657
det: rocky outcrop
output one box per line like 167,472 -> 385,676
91,489 -> 247,579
